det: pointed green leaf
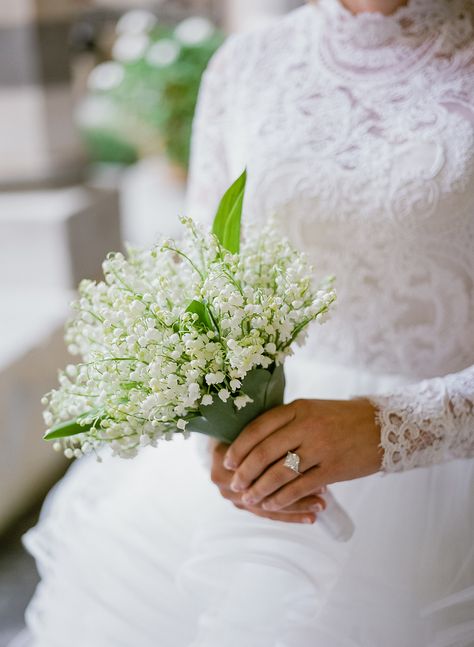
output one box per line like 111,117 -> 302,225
212,169 -> 247,254
44,409 -> 105,440
263,364 -> 285,410
44,418 -> 94,440
186,299 -> 214,330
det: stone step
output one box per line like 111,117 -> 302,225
0,185 -> 121,290
0,0 -> 83,189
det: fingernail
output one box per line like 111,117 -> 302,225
262,501 -> 277,511
230,478 -> 244,492
303,516 -> 315,524
224,457 -> 236,470
242,493 -> 257,505
314,503 -> 323,513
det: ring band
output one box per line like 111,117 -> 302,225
284,450 -> 302,475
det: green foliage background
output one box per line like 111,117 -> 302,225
81,24 -> 223,171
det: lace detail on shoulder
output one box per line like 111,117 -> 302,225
370,364 -> 474,472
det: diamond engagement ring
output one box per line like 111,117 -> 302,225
284,451 -> 302,475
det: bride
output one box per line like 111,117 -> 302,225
20,0 -> 474,645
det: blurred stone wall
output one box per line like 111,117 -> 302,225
0,0 -> 85,188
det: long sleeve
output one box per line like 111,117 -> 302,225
185,36 -> 236,227
369,365 -> 474,473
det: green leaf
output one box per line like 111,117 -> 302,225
263,364 -> 285,410
44,419 -> 91,440
186,365 -> 286,444
186,299 -> 214,330
212,169 -> 247,254
44,410 -> 105,440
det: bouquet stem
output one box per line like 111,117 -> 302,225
317,490 -> 355,542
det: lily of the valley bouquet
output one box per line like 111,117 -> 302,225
43,172 -> 336,460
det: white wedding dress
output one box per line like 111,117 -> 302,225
20,1 -> 474,645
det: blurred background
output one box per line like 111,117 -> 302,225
0,0 -> 304,644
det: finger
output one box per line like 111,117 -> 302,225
278,495 -> 327,514
210,462 -> 234,487
240,461 -> 299,506
225,488 -> 326,512
240,505 -> 317,525
224,403 -> 296,470
229,423 -> 303,492
261,466 -> 327,511
221,486 -> 327,514
210,443 -> 236,487
219,487 -> 242,504
238,441 -> 323,504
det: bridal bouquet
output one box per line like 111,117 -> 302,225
43,172 -> 336,459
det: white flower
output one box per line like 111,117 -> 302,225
116,10 -> 157,35
167,373 -> 179,387
174,17 -> 214,46
113,34 -> 149,63
234,395 -> 253,410
205,371 -> 225,385
146,39 -> 180,67
177,419 -> 188,430
43,411 -> 53,426
317,311 -> 331,324
140,434 -> 151,447
188,382 -> 200,396
230,379 -> 241,391
218,389 -> 230,402
87,62 -> 124,91
65,364 -> 78,378
201,394 -> 213,406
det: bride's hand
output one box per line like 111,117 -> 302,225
223,398 -> 382,512
211,441 -> 327,524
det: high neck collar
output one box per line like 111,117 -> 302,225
313,0 -> 472,80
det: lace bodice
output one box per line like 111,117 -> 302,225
186,0 -> 474,473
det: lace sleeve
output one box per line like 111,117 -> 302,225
185,37 -> 235,226
369,365 -> 474,473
